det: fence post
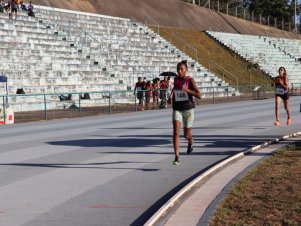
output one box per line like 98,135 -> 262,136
134,92 -> 137,111
235,6 -> 238,18
109,92 -> 112,114
212,87 -> 215,104
78,94 -> 81,116
227,86 -> 229,100
44,94 -> 47,120
2,96 -> 6,125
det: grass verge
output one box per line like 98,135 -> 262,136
210,142 -> 301,226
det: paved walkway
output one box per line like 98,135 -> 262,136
158,136 -> 301,226
0,97 -> 300,226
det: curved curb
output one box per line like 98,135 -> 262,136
144,131 -> 301,226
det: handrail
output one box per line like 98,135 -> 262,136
169,32 -> 198,61
38,6 -> 168,85
208,25 -> 222,32
208,59 -> 239,90
71,21 -> 102,46
0,85 -> 242,98
145,16 -> 160,35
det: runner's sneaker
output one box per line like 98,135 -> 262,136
274,120 -> 280,126
187,142 -> 194,154
287,118 -> 291,125
172,157 -> 180,166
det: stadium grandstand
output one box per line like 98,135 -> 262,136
0,0 -> 300,115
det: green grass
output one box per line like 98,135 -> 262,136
151,26 -> 273,87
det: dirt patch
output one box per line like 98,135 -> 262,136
210,143 -> 301,226
33,0 -> 301,39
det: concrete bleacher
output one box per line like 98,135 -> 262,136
265,37 -> 301,61
0,6 -> 237,112
207,31 -> 301,85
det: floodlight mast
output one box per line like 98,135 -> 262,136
293,0 -> 299,33
203,0 -> 210,9
295,0 -> 297,30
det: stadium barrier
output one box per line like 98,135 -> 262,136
0,83 -> 299,124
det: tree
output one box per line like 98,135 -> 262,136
247,0 -> 298,24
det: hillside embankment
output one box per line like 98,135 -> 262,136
34,0 -> 300,39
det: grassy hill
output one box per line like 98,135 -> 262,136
152,26 -> 272,87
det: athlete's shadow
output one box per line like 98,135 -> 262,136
48,137 -> 170,148
47,133 -> 278,156
0,161 -> 160,171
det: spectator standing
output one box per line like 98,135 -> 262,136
3,0 -> 9,13
27,6 -> 34,16
152,78 -> 160,109
134,77 -> 145,111
5,0 -> 11,17
19,0 -> 26,10
159,76 -> 169,109
0,0 -> 4,12
10,0 -> 18,19
27,0 -> 33,11
144,80 -> 152,110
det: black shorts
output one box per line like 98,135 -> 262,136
137,92 -> 144,100
276,93 -> 289,100
12,5 -> 18,13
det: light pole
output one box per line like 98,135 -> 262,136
295,0 -> 297,30
292,0 -> 299,33
247,63 -> 252,91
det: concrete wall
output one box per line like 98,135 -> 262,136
34,0 -> 300,39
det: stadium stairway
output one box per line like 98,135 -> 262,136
0,6 -> 238,112
207,31 -> 301,85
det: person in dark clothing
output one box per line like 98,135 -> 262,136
134,77 -> 145,111
28,6 -> 34,16
10,0 -> 18,19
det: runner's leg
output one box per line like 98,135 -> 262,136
184,128 -> 193,145
173,120 -> 181,159
283,99 -> 291,124
275,96 -> 281,123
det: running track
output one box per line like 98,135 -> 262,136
0,97 -> 300,226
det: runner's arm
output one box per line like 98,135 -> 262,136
167,90 -> 173,105
279,77 -> 289,89
182,79 -> 201,99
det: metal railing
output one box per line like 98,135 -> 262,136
3,83 -> 298,124
145,16 -> 160,35
169,32 -> 198,61
208,59 -> 239,90
32,3 -> 161,89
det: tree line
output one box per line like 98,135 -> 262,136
184,0 -> 301,31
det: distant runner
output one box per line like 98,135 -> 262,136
272,66 -> 291,126
168,60 -> 201,166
